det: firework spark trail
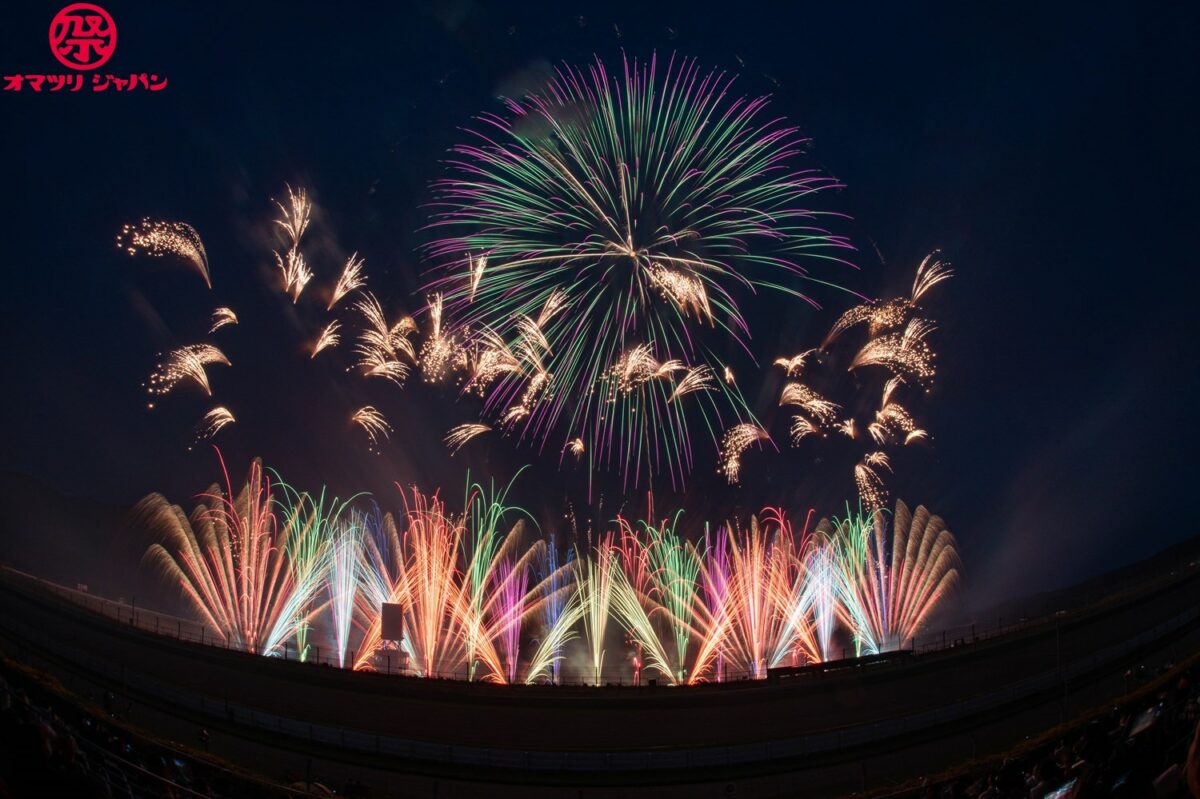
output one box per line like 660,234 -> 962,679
773,349 -> 819,377
118,219 -> 212,289
832,500 -> 960,654
327,521 -> 362,668
718,423 -> 769,484
647,262 -> 713,322
695,516 -> 806,680
147,344 -> 230,398
353,292 -> 417,385
669,365 -> 715,403
524,537 -> 578,684
352,477 -> 553,683
359,487 -> 469,677
273,185 -> 311,245
567,438 -> 585,458
468,253 -> 487,301
911,254 -> 953,303
190,406 -> 235,448
779,382 -> 840,424
609,344 -> 685,395
328,253 -> 367,310
351,406 -> 392,451
311,320 -> 341,358
575,537 -> 618,685
869,399 -> 926,446
790,415 -> 822,443
467,331 -> 522,394
445,423 -> 491,455
141,459 -> 963,684
642,515 -> 703,682
800,541 -> 839,662
268,480 -> 354,660
776,255 -> 950,507
140,458 -> 297,654
421,53 -> 854,486
360,350 -> 411,386
272,186 -> 314,302
209,307 -> 238,333
822,256 -> 950,349
849,318 -> 936,383
855,457 -> 889,511
274,249 -> 313,304
418,293 -> 462,383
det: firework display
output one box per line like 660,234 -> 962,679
419,54 -> 854,487
120,56 -> 964,688
730,254 -> 953,507
141,457 -> 958,683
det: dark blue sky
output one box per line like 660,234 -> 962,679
1,1 -> 1197,606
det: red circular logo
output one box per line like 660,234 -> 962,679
49,3 -> 117,71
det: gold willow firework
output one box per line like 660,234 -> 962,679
118,219 -> 212,289
351,406 -> 392,451
353,292 -> 416,386
272,185 -> 313,302
420,53 -> 854,487
123,183 -> 441,454
190,406 -> 235,448
146,344 -> 230,399
328,253 -> 366,310
142,460 -> 960,683
311,320 -> 341,358
747,254 -> 951,506
445,423 -> 492,455
209,306 -> 238,333
717,423 -> 770,484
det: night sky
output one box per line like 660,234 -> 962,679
1,1 -> 1197,608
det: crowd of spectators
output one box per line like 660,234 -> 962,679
912,662 -> 1200,799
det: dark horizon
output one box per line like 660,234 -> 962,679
2,1 -> 1198,609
